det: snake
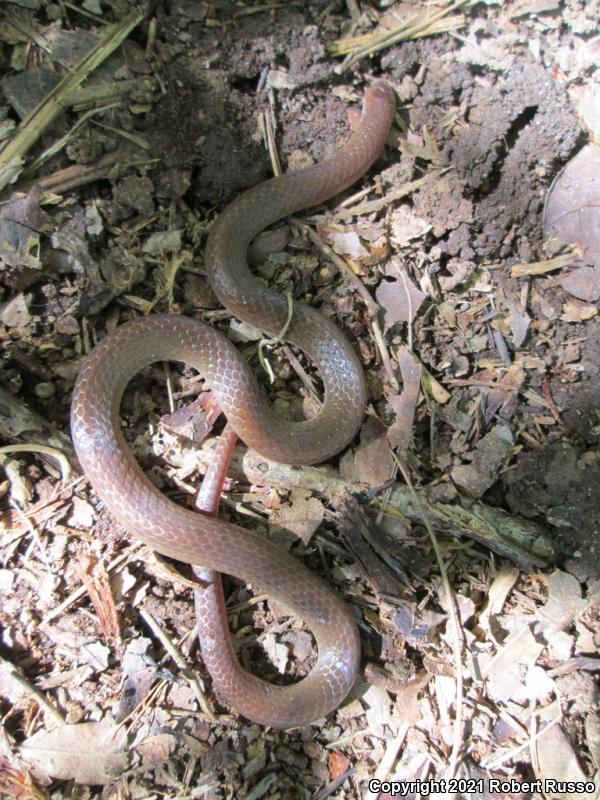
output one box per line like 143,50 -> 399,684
71,79 -> 395,728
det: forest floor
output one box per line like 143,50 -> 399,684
0,0 -> 599,798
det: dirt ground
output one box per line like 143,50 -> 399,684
0,1 -> 599,798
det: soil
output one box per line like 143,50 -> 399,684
1,1 -> 599,798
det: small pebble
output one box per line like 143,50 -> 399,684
35,382 -> 55,399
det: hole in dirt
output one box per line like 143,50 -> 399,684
474,104 -> 539,199
504,104 -> 538,149
273,52 -> 290,69
229,74 -> 262,94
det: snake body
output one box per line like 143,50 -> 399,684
71,80 -> 395,728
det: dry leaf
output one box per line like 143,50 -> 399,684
478,568 -> 519,633
483,364 -> 526,423
559,265 -> 600,302
0,758 -> 49,800
135,733 -> 178,768
506,300 -> 531,348
544,143 -> 600,265
340,417 -> 395,487
536,570 -> 588,636
0,187 -> 50,271
386,347 -> 421,452
272,489 -> 324,545
19,719 -> 128,785
456,33 -> 516,71
361,684 -> 394,738
533,710 -> 596,800
78,641 -> 110,672
376,259 -> 426,332
389,204 -> 432,247
510,0 -> 561,19
0,293 -> 31,327
568,80 -> 600,142
0,658 -> 30,706
420,365 -> 450,404
485,625 -> 544,703
67,496 -> 94,528
160,392 -> 222,444
118,637 -> 158,719
260,632 -> 289,674
392,673 -> 429,726
328,750 -> 351,781
327,229 -> 369,259
451,426 -> 514,498
561,297 -> 598,322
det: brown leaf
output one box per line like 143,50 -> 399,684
135,733 -> 178,768
559,265 -> 600,302
376,259 -> 426,332
561,297 -> 598,322
328,751 -> 351,781
484,364 -> 526,422
484,626 -> 544,703
506,300 -> 531,348
78,553 -> 122,648
536,570 -> 588,636
533,712 -> 594,800
160,392 -> 223,444
389,204 -> 431,247
451,426 -> 514,498
544,143 -> 600,264
386,347 -> 422,452
0,758 -> 49,800
0,188 -> 51,271
117,637 -> 158,720
19,719 -> 128,785
340,417 -> 395,487
272,489 -> 324,545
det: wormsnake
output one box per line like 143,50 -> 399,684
71,80 -> 395,728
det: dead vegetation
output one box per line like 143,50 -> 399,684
0,0 -> 599,798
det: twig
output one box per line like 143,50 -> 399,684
481,702 -> 563,770
391,452 -> 464,778
263,88 -> 282,177
540,375 -> 563,426
9,497 -> 52,572
312,767 -> 356,800
334,168 -> 449,220
0,445 -> 71,483
329,1 -> 467,71
0,5 -> 146,189
11,151 -> 156,196
293,218 -> 378,316
363,724 -> 409,800
290,219 -> 399,388
139,608 -> 214,718
41,543 -> 143,623
281,344 -> 322,405
0,657 -> 65,726
258,291 -> 294,382
511,250 -> 575,278
187,446 -> 557,568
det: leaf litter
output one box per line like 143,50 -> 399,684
0,0 -> 599,797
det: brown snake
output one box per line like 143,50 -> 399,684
71,80 -> 395,728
